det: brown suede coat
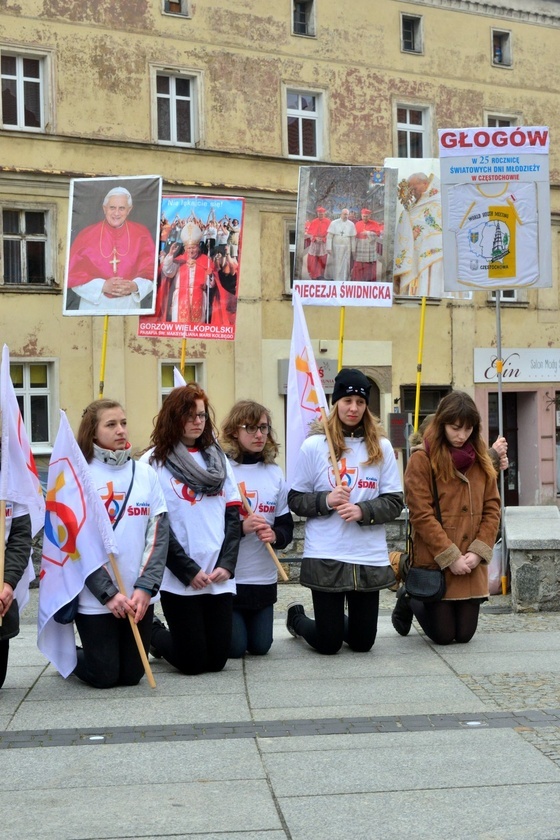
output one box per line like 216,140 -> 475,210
404,447 -> 500,600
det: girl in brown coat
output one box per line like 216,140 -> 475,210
392,391 -> 500,644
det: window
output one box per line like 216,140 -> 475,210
163,0 -> 189,15
10,361 -> 55,449
400,385 -> 452,428
155,72 -> 199,146
1,52 -> 45,130
486,114 -> 517,128
2,208 -> 50,285
161,362 -> 200,402
488,289 -> 527,304
293,1 -> 315,37
286,90 -> 321,159
396,106 -> 430,157
285,222 -> 296,293
492,30 -> 512,67
401,14 -> 422,53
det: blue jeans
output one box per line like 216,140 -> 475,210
229,605 -> 274,658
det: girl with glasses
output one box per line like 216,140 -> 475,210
143,384 -> 242,674
221,401 -> 294,658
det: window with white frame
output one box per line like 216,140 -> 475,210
1,206 -> 53,286
401,14 -> 422,53
156,71 -> 199,146
286,90 -> 321,159
1,51 -> 45,130
492,29 -> 512,67
292,1 -> 315,36
163,0 -> 189,15
285,222 -> 296,293
486,114 -> 517,128
396,106 -> 430,157
161,362 -> 200,402
488,289 -> 526,303
10,360 -> 54,448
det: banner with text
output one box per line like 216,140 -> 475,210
439,126 -> 551,291
138,195 -> 244,341
293,165 -> 397,306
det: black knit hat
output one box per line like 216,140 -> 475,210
332,369 -> 371,405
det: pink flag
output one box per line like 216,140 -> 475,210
0,344 -> 45,537
37,411 -> 119,678
286,291 -> 329,486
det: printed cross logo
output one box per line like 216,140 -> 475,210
42,460 -> 87,567
171,477 -> 203,505
100,481 -> 126,523
328,458 -> 357,489
296,348 -> 323,418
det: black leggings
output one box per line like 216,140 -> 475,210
293,589 -> 380,655
74,605 -> 154,689
0,640 -> 9,689
410,598 -> 481,645
155,591 -> 233,675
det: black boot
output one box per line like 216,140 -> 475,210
391,587 -> 413,636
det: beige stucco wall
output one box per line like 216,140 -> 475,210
1,0 -> 559,501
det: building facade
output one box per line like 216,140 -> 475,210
1,0 -> 559,502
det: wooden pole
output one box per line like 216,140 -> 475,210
238,487 -> 289,581
108,552 -> 156,688
320,406 -> 342,486
98,315 -> 110,399
413,296 -> 427,432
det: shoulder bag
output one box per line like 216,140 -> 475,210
404,469 -> 446,603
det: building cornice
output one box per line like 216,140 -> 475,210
399,0 -> 560,27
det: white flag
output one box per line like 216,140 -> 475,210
286,291 -> 329,486
1,345 -> 45,613
173,366 -> 187,388
0,345 -> 45,537
37,411 -> 119,678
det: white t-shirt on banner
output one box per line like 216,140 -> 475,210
291,434 -> 401,566
230,460 -> 289,586
448,181 -> 538,288
143,448 -> 241,596
78,459 -> 168,616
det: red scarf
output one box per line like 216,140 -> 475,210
425,439 -> 476,474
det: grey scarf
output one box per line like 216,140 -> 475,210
166,441 -> 227,496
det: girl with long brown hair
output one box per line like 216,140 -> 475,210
392,391 -> 501,644
143,384 -> 242,674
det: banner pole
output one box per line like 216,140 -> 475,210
495,290 -> 507,595
108,552 -> 156,689
238,488 -> 289,582
180,339 -> 187,378
98,315 -> 109,399
338,307 -> 345,369
413,296 -> 427,432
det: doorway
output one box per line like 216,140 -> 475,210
488,392 -> 519,506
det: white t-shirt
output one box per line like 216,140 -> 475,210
230,460 -> 289,586
143,448 -> 241,596
291,434 -> 402,566
448,182 -> 538,288
78,459 -> 167,616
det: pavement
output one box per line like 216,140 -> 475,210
2,587 -> 560,840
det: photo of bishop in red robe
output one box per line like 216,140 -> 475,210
64,179 -> 160,315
